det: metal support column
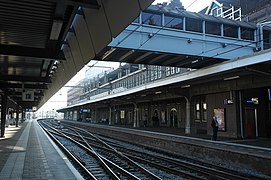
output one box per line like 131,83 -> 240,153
1,93 -> 7,137
22,109 -> 26,122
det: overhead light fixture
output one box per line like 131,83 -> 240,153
181,85 -> 190,88
50,20 -> 63,40
223,76 -> 240,81
102,48 -> 116,60
155,91 -> 162,94
191,60 -> 198,64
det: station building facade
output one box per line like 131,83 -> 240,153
60,57 -> 271,139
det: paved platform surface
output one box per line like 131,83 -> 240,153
135,126 -> 271,148
0,119 -> 83,180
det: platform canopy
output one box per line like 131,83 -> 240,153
0,0 -> 153,109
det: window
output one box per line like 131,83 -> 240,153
171,67 -> 175,75
154,66 -> 158,80
158,66 -> 162,78
151,69 -> 154,81
143,73 -> 146,83
141,12 -> 162,26
210,7 -> 218,16
194,96 -> 207,122
164,15 -> 183,30
196,103 -> 200,121
241,28 -> 254,40
186,18 -> 202,33
224,24 -> 238,38
176,67 -> 180,73
206,21 -> 221,36
203,102 -> 207,122
166,67 -> 170,76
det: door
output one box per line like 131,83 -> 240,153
244,108 -> 257,138
170,108 -> 178,127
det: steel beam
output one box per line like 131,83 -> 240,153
0,44 -> 66,60
0,83 -> 48,89
0,75 -> 51,83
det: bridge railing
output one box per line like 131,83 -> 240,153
80,66 -> 189,102
132,10 -> 256,42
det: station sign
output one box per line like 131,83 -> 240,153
245,98 -> 259,105
80,109 -> 90,113
22,90 -> 34,101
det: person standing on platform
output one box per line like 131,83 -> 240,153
211,116 -> 219,141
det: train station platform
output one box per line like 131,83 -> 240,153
0,119 -> 82,180
135,126 -> 271,148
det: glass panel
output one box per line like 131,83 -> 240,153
241,28 -> 254,40
164,15 -> 183,30
158,66 -> 162,78
203,103 -> 207,110
196,103 -> 200,110
171,67 -> 175,74
224,24 -> 238,38
196,111 -> 200,120
166,67 -> 170,76
154,66 -> 158,80
141,12 -> 162,26
211,7 -> 218,16
263,30 -> 271,49
203,111 -> 207,121
186,18 -> 202,33
176,67 -> 180,73
133,16 -> 140,23
206,21 -> 221,35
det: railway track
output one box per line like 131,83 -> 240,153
38,119 -> 268,180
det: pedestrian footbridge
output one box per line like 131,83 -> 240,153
89,6 -> 269,69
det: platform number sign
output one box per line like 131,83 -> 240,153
22,91 -> 34,101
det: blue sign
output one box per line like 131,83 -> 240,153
80,109 -> 90,113
245,98 -> 259,105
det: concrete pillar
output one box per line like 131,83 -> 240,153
185,97 -> 191,134
1,93 -> 7,137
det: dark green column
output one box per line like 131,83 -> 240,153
16,105 -> 19,127
1,93 -> 7,137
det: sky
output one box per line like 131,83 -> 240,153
37,61 -> 120,114
153,0 -> 212,12
37,0 -> 212,115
